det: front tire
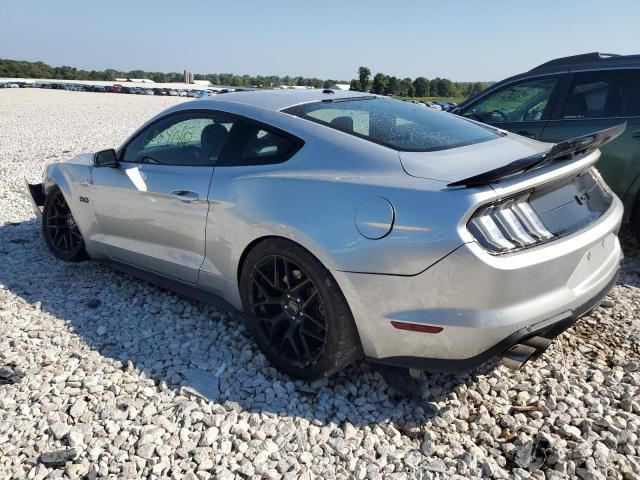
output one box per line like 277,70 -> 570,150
240,238 -> 362,380
42,186 -> 87,262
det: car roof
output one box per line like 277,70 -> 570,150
188,88 -> 371,112
458,52 -> 639,109
529,52 -> 640,74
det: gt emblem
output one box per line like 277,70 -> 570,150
79,196 -> 89,203
575,191 -> 590,205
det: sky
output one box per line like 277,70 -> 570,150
1,0 -> 638,82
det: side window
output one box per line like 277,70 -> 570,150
217,120 -> 300,166
463,77 -> 558,123
561,71 -> 624,119
122,112 -> 234,166
561,70 -> 640,118
622,70 -> 640,116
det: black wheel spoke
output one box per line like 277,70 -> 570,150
301,288 -> 319,312
255,266 -> 278,290
248,254 -> 328,368
299,329 -> 313,362
283,259 -> 294,289
55,232 -> 65,248
252,299 -> 280,308
290,277 -> 310,294
302,312 -> 326,330
288,335 -> 302,359
252,275 -> 270,300
272,256 -> 280,288
302,327 -> 325,342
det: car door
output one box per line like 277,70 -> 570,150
540,69 -> 640,208
89,111 -> 233,283
458,75 -> 565,140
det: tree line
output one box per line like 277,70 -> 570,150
0,59 -> 491,98
0,59 -> 347,89
351,67 -> 491,98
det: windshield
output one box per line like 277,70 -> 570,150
284,97 -> 502,152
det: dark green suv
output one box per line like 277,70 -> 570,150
454,53 -> 640,239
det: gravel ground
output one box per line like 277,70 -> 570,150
1,89 -> 639,480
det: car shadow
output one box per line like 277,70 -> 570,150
1,218 -> 637,431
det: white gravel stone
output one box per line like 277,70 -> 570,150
0,89 -> 639,479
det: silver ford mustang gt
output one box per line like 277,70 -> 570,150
27,89 -> 624,380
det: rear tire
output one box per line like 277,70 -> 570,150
42,185 -> 87,262
239,238 -> 362,380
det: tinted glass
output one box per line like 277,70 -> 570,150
562,70 -> 640,118
622,70 -> 640,116
285,97 -> 499,152
463,77 -> 557,123
122,112 -> 233,166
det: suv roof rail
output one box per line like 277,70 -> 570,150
530,52 -> 622,72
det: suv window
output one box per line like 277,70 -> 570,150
285,97 -> 500,152
122,112 -> 234,166
623,70 -> 640,116
463,77 -> 558,123
562,70 -> 640,119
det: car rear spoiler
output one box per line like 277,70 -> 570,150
447,123 -> 626,188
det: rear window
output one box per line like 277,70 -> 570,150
284,97 -> 501,152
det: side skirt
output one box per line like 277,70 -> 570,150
97,259 -> 241,314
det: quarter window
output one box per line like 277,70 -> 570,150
562,70 -> 640,119
217,120 -> 300,166
463,77 -> 558,123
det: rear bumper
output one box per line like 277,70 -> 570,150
365,268 -> 618,372
332,195 -> 623,372
25,180 -> 45,219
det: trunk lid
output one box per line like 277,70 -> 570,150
400,124 -> 626,186
399,134 -> 548,182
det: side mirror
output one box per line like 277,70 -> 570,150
93,149 -> 118,168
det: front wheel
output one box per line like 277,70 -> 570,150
240,239 -> 362,380
42,186 -> 87,262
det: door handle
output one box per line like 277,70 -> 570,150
632,130 -> 640,139
170,190 -> 199,202
517,130 -> 536,139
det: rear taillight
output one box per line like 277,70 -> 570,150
468,194 -> 553,254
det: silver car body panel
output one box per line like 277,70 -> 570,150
34,90 -> 623,368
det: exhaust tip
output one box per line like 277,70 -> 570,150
523,336 -> 552,354
501,344 -> 538,370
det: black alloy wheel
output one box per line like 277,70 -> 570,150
42,186 -> 87,261
248,254 -> 328,368
240,238 -> 362,380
